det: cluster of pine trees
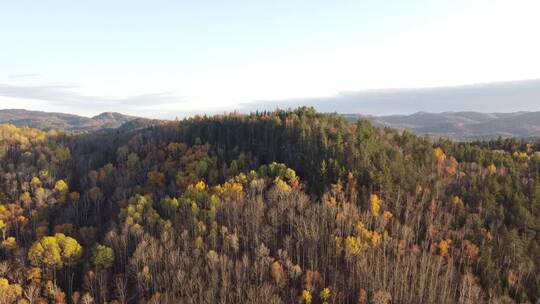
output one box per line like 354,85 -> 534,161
0,108 -> 539,303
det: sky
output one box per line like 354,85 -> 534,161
1,0 -> 540,118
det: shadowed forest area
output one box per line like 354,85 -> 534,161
1,108 -> 540,303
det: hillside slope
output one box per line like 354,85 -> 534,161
0,108 -> 539,303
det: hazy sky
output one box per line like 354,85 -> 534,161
1,0 -> 539,118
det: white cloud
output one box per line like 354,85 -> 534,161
2,0 -> 539,117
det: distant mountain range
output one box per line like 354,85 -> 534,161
0,109 -> 158,132
345,111 -> 540,140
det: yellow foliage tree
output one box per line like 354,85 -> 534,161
1,236 -> 16,251
54,180 -> 69,195
274,177 -> 291,193
434,147 -> 446,162
345,236 -> 364,257
28,233 -> 83,269
510,151 -> 527,162
370,194 -> 381,216
194,180 -> 206,191
55,233 -> 84,266
302,290 -> 312,304
320,287 -> 331,303
28,236 -> 62,269
0,277 -> 22,303
0,219 -> 5,240
359,225 -> 382,247
30,176 -> 42,187
92,244 -> 115,272
438,239 -> 452,258
214,181 -> 244,200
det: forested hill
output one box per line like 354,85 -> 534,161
0,109 -> 158,132
1,108 -> 540,303
5,108 -> 540,140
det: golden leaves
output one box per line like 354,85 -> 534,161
0,277 -> 22,303
383,211 -> 393,220
194,180 -> 207,191
1,237 -> 16,251
28,233 -> 83,269
434,147 -> 447,162
274,178 -> 292,193
513,152 -> 530,162
54,180 -> 69,195
438,239 -> 452,258
214,181 -> 244,200
302,290 -> 312,304
487,164 -> 497,175
345,236 -> 367,257
370,194 -> 381,216
320,287 -> 331,302
344,222 -> 384,258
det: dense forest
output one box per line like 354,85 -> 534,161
0,107 -> 539,303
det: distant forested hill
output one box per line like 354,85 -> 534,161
0,109 -> 158,132
345,111 -> 540,140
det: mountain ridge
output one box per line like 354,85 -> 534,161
2,108 -> 540,140
345,111 -> 540,140
0,108 -> 158,132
